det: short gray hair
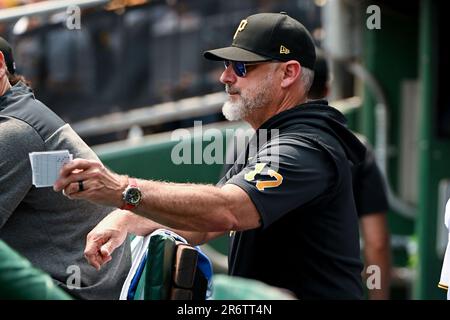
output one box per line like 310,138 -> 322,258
300,67 -> 315,93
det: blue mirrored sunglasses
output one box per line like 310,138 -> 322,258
223,60 -> 272,78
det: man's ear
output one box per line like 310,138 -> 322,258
280,61 -> 301,89
0,52 -> 6,77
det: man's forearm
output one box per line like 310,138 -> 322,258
365,246 -> 391,300
54,159 -> 260,233
360,213 -> 391,300
131,179 -> 238,232
121,210 -> 225,246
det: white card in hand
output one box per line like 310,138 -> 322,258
29,150 -> 73,188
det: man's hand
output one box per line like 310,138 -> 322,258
53,158 -> 128,208
84,209 -> 129,270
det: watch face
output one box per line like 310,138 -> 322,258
125,187 -> 142,205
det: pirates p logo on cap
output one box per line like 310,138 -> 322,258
233,19 -> 248,40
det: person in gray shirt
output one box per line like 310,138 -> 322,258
0,37 -> 131,299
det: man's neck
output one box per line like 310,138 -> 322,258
246,94 -> 307,129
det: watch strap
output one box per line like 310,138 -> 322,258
120,178 -> 138,210
120,202 -> 135,210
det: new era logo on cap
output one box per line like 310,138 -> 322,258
204,12 -> 316,69
280,45 -> 290,54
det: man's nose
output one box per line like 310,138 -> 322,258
220,64 -> 237,85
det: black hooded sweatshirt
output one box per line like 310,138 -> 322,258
219,100 -> 366,299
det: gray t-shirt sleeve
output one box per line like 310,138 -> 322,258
226,136 -> 335,229
0,118 -> 44,227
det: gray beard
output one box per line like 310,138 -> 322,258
222,100 -> 246,121
222,75 -> 273,121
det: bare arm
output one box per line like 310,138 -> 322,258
131,181 -> 260,233
84,209 -> 226,269
120,210 -> 226,245
360,213 -> 391,300
54,159 -> 261,233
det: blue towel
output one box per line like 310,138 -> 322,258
127,252 -> 148,300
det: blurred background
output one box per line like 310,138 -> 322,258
0,0 -> 448,300
0,0 -> 322,144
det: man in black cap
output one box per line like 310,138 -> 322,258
0,37 -> 131,299
55,13 -> 366,299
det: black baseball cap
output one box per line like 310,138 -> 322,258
309,50 -> 329,97
0,37 -> 16,75
204,12 -> 316,69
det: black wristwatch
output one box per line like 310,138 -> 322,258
121,178 -> 142,210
